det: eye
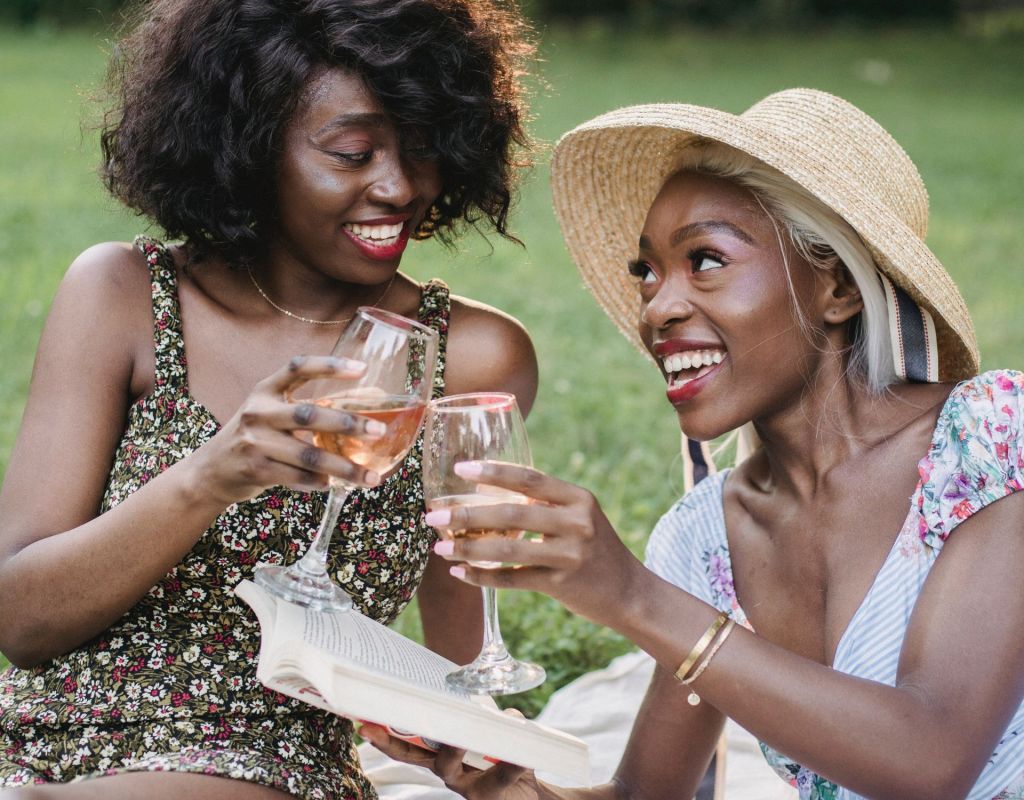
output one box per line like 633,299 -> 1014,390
691,250 -> 726,273
328,149 -> 373,166
627,259 -> 658,284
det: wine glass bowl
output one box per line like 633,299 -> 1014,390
426,489 -> 529,569
308,388 -> 428,482
254,307 -> 438,613
423,393 -> 546,695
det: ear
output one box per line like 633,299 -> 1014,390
821,262 -> 863,325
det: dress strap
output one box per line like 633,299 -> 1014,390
417,279 -> 450,399
134,235 -> 189,394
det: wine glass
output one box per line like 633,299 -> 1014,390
423,393 -> 546,695
254,307 -> 439,613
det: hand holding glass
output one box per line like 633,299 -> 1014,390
254,307 -> 438,612
423,393 -> 546,695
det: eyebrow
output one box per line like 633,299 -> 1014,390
314,112 -> 388,137
638,220 -> 755,250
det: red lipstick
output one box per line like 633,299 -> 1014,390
665,360 -> 725,404
342,219 -> 411,262
655,338 -> 727,405
653,338 -> 724,357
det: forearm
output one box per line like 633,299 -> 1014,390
0,456 -> 227,666
616,572 -> 977,799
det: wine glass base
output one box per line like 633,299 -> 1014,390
445,657 -> 546,696
253,564 -> 354,613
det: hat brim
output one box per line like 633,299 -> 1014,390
551,104 -> 979,381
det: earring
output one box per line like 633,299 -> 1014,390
413,204 -> 443,240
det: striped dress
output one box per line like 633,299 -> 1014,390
645,370 -> 1024,799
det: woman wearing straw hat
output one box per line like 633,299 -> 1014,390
362,89 -> 1024,799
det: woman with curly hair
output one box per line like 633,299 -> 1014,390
0,1 -> 537,797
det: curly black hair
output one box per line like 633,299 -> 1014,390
100,0 -> 535,264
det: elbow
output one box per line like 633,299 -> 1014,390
874,748 -> 979,800
0,582 -> 62,669
886,780 -> 970,800
911,763 -> 975,800
1,643 -> 42,671
3,649 -> 48,671
0,554 -> 60,667
0,618 -> 59,669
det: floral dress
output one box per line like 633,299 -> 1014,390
0,237 -> 451,798
645,370 -> 1024,799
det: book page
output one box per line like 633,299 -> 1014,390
235,581 -> 589,783
300,606 -> 466,697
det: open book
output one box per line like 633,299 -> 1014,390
235,580 -> 590,784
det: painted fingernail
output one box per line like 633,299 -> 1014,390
449,565 -> 466,580
366,421 -> 387,436
364,470 -> 381,486
454,461 -> 483,478
433,540 -> 454,556
424,509 -> 451,526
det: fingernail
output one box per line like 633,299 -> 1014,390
424,509 -> 450,526
364,470 -> 381,487
433,540 -> 454,556
454,461 -> 483,479
449,565 -> 466,580
366,421 -> 387,436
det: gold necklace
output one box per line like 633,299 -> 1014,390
247,266 -> 396,326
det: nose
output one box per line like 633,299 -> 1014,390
640,273 -> 695,330
367,151 -> 430,210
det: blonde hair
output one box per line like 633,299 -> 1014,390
668,140 -> 900,472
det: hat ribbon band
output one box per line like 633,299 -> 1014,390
681,436 -> 716,493
880,273 -> 939,384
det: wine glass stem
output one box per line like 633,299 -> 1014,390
294,485 -> 350,578
478,586 -> 511,662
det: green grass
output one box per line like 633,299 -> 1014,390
1,24 -> 1022,713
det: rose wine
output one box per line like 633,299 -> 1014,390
313,392 -> 427,478
426,492 -> 529,568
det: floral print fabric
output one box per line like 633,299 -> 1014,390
0,237 -> 451,798
645,370 -> 1024,799
915,370 -> 1024,548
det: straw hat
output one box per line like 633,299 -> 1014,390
550,88 -> 979,382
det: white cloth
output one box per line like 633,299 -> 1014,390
358,650 -> 795,799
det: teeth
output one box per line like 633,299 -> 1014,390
661,349 -> 725,375
344,222 -> 404,246
667,363 -> 717,389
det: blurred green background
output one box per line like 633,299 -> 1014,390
1,2 -> 1022,715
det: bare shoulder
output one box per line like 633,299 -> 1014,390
62,241 -> 152,297
48,241 -> 156,397
444,294 -> 538,415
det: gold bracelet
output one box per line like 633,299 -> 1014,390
674,611 -> 729,683
681,619 -> 736,706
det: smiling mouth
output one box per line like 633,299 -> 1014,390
342,221 -> 405,248
661,348 -> 725,390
